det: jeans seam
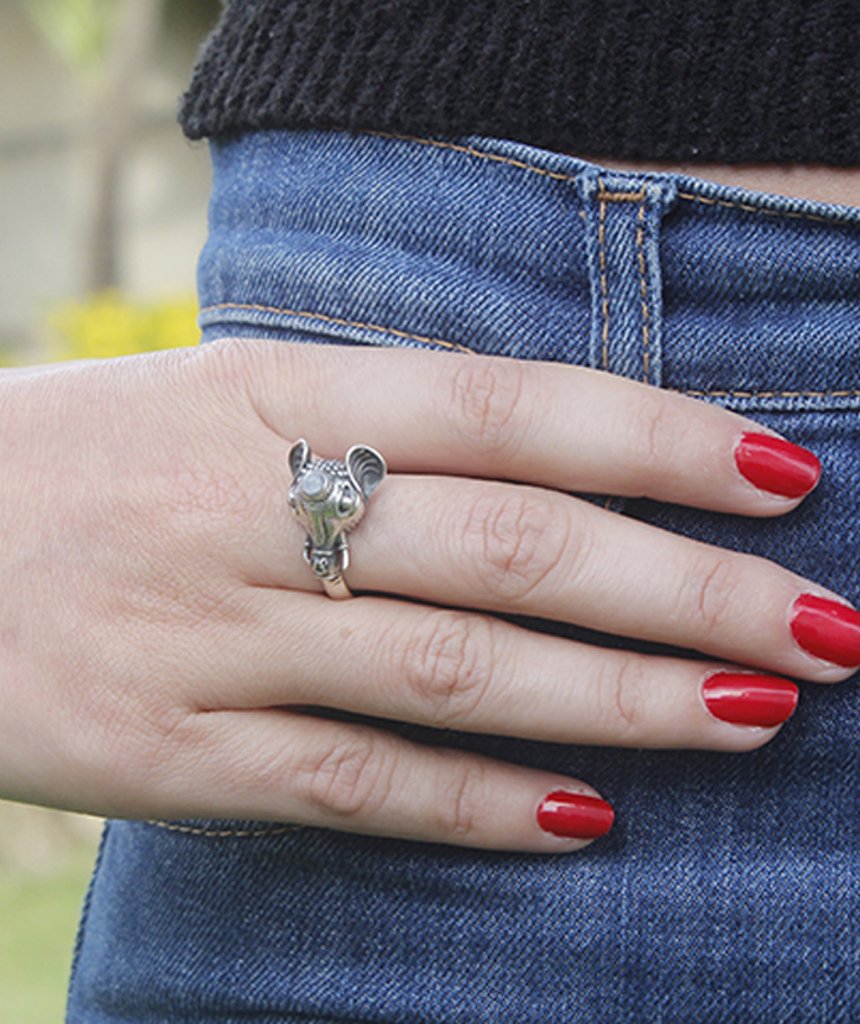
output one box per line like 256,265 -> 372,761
596,180 -> 610,372
144,819 -> 305,838
364,130 -> 856,227
199,301 -> 474,353
686,387 -> 860,398
679,189 -> 849,223
636,200 -> 652,386
201,302 -> 860,399
593,183 -> 654,385
593,180 -> 653,512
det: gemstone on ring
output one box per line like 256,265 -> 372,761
287,438 -> 387,599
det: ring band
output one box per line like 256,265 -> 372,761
287,438 -> 387,599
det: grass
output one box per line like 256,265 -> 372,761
0,850 -> 98,1023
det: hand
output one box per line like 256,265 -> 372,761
0,340 -> 854,853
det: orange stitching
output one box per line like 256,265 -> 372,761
596,177 -> 614,511
684,387 -> 860,398
202,301 -> 860,398
596,179 -> 610,371
200,301 -> 475,354
365,130 -> 579,183
145,819 -> 303,838
675,190 -> 842,226
636,201 -> 652,385
595,185 -> 651,384
597,188 -> 648,202
365,131 -> 858,227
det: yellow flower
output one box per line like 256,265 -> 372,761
46,290 -> 199,361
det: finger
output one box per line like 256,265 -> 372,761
240,470 -> 859,684
191,589 -> 798,752
215,339 -> 822,514
352,476 -> 858,683
162,706 -> 615,853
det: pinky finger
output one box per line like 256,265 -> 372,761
171,707 -> 615,854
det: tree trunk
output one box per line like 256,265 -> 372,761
83,0 -> 161,293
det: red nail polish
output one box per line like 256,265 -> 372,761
702,671 -> 799,727
536,790 -> 615,839
790,593 -> 860,667
734,432 -> 821,498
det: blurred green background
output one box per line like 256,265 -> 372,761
1,1 -> 219,1018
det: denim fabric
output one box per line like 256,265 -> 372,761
66,129 -> 860,1023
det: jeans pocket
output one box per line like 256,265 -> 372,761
198,300 -> 473,354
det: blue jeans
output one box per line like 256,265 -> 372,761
66,130 -> 860,1023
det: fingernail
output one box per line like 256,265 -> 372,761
536,790 -> 615,839
789,593 -> 860,667
702,671 -> 799,727
734,432 -> 821,498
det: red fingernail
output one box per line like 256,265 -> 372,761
702,671 -> 799,727
789,593 -> 860,667
734,432 -> 821,497
536,790 -> 615,839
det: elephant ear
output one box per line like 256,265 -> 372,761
346,444 -> 387,498
287,438 -> 311,479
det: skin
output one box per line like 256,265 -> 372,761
567,157 -> 860,207
0,340 -> 854,854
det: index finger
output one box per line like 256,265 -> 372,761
208,339 -> 821,515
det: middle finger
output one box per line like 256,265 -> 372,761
247,472 -> 860,684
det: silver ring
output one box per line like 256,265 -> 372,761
287,438 -> 387,599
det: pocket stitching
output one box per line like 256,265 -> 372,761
199,301 -> 475,354
144,818 -> 305,838
201,301 -> 860,401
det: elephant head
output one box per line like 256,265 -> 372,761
287,438 -> 387,580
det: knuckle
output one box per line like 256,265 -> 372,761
433,754 -> 488,839
460,488 -> 572,603
190,336 -> 257,391
600,656 -> 647,739
87,696 -> 209,805
682,553 -> 743,638
188,337 -> 307,424
446,357 -> 530,459
399,611 -> 496,727
139,705 -> 208,776
634,390 -> 676,469
298,732 -> 391,820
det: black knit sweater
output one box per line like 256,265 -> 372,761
178,0 -> 860,166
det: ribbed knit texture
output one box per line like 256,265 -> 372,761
178,0 -> 860,165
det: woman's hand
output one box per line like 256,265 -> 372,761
0,339 -> 855,853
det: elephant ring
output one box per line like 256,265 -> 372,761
287,438 -> 387,599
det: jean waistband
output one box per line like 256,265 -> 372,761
197,129 -> 860,414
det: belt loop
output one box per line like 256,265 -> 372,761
577,169 -> 677,388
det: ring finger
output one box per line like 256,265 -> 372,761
243,469 -> 859,684
192,588 -> 799,751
